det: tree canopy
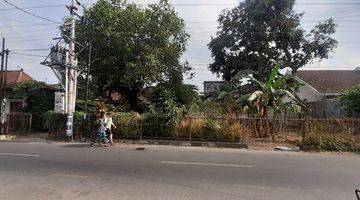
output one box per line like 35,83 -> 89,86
340,86 -> 360,118
68,0 -> 190,110
208,0 -> 337,81
13,80 -> 54,131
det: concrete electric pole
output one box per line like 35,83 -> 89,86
66,0 -> 78,141
41,0 -> 86,140
0,38 -> 5,134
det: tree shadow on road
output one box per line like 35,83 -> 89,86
59,143 -> 92,148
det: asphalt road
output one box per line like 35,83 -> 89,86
0,142 -> 359,200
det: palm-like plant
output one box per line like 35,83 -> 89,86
235,67 -> 307,138
237,66 -> 305,118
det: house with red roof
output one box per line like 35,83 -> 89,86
0,69 -> 34,115
0,69 -> 60,133
294,68 -> 360,118
203,67 -> 360,118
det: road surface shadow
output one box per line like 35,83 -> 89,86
60,143 -> 92,148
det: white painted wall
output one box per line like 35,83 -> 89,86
283,77 -> 323,103
295,78 -> 323,103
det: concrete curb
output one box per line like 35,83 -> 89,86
0,136 -> 248,149
120,139 -> 248,149
0,135 -> 50,143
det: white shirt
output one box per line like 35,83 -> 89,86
105,117 -> 113,130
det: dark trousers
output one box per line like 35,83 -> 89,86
92,131 -> 109,144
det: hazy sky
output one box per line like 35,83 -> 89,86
0,0 -> 359,91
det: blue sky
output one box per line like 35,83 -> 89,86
0,0 -> 359,91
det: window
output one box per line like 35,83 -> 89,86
10,101 -> 23,113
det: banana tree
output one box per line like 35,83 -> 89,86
235,66 -> 307,138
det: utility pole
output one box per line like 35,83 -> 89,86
66,0 -> 78,141
3,49 -> 9,134
41,0 -> 85,140
0,38 -> 5,135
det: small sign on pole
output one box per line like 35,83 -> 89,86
54,92 -> 65,114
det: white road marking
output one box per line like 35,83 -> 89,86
51,173 -> 93,179
161,161 -> 253,168
0,152 -> 40,157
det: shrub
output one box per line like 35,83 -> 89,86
221,122 -> 250,142
340,85 -> 360,118
197,119 -> 222,141
142,113 -> 174,138
112,112 -> 143,139
174,118 -> 250,142
198,100 -> 225,117
73,111 -> 87,138
142,90 -> 183,138
302,131 -> 360,152
44,111 -> 87,139
174,118 -> 204,139
44,111 -> 66,138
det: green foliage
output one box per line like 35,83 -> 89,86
69,0 -> 190,110
236,67 -> 306,118
198,100 -> 226,117
170,84 -> 200,110
198,119 -> 222,140
143,90 -> 183,137
73,111 -> 87,138
112,112 -> 143,139
302,131 -> 360,152
152,84 -> 199,113
216,82 -> 243,115
44,111 -> 88,139
76,99 -> 130,113
340,86 -> 360,118
44,111 -> 67,137
13,81 -> 55,131
208,0 -> 337,81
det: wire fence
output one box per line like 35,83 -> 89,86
112,116 -> 360,142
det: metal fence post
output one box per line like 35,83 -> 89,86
28,114 -> 32,134
189,116 -> 192,141
302,119 -> 307,138
139,119 -> 143,140
5,114 -> 9,134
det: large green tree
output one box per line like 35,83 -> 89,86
67,0 -> 189,110
208,0 -> 337,81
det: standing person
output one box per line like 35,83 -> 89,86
105,112 -> 117,145
91,111 -> 110,147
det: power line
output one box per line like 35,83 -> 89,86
188,39 -> 360,43
189,30 -> 360,34
6,38 -> 53,43
5,33 -> 55,40
185,20 -> 360,24
0,23 -> 55,29
10,48 -> 49,52
54,2 -> 360,7
1,0 -> 62,24
0,4 -> 66,11
10,52 -> 47,58
0,17 -> 41,24
134,3 -> 360,6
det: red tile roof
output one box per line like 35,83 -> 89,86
0,69 -> 33,85
296,70 -> 360,94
